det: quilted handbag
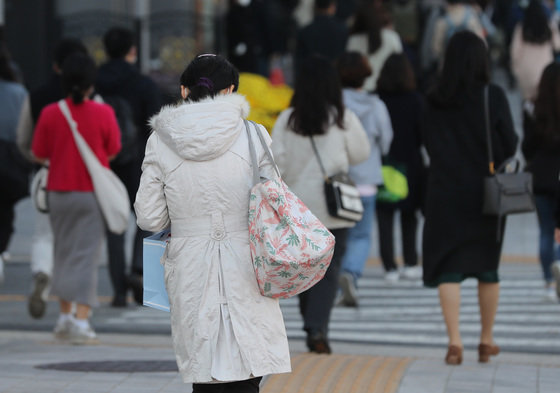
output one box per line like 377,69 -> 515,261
310,136 -> 364,222
245,120 -> 336,299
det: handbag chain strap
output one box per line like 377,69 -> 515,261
483,85 -> 495,175
309,136 -> 330,183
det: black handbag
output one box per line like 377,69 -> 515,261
481,86 -> 535,233
310,136 -> 363,222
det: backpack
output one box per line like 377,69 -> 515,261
100,94 -> 139,166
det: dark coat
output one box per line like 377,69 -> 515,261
95,59 -> 163,198
294,14 -> 348,74
378,90 -> 426,212
521,112 -> 560,196
30,75 -> 64,123
422,84 -> 518,283
95,59 -> 162,150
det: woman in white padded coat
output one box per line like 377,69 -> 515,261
134,54 -> 290,392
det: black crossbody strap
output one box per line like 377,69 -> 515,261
309,136 -> 329,181
484,86 -> 495,175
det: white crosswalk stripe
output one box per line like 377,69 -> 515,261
105,263 -> 560,353
279,264 -> 560,353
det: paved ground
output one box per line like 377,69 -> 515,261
1,330 -> 559,393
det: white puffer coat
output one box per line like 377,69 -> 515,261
134,93 -> 291,383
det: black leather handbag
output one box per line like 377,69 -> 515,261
310,136 -> 363,222
481,87 -> 535,228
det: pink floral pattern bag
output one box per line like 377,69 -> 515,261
245,120 -> 335,299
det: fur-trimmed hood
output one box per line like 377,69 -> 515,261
149,93 -> 250,161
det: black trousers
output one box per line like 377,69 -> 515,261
299,228 -> 348,335
107,159 -> 149,297
0,194 -> 16,253
376,206 -> 419,272
192,377 -> 262,393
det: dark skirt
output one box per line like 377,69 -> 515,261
424,270 -> 499,288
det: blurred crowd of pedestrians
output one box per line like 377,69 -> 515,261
2,0 -> 560,390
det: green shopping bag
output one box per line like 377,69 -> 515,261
377,163 -> 408,203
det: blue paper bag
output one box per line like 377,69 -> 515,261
143,230 -> 171,312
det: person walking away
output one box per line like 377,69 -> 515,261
0,46 -> 29,284
336,51 -> 393,306
294,0 -> 348,76
135,54 -> 290,391
272,54 -> 370,352
522,62 -> 560,302
31,53 -> 121,344
16,38 -> 88,319
422,31 -> 518,365
431,0 -> 486,63
511,0 -> 560,104
346,0 -> 403,92
376,53 -> 426,284
96,26 -> 163,307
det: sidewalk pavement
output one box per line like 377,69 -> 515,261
1,330 -> 559,393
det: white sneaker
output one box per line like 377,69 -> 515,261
53,318 -> 74,340
401,265 -> 422,280
385,270 -> 399,284
552,262 -> 560,299
339,272 -> 359,307
544,286 -> 557,303
69,321 -> 98,345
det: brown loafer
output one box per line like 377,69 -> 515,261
445,345 -> 463,365
478,343 -> 500,363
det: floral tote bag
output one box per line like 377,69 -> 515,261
245,120 -> 335,299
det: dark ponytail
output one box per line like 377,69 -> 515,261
180,54 -> 239,102
62,53 -> 96,104
70,86 -> 83,104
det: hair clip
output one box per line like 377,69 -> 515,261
196,77 -> 214,90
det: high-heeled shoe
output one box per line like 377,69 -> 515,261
445,345 -> 463,365
478,343 -> 500,363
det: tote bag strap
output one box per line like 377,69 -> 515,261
58,99 -> 103,174
483,86 -> 495,175
244,119 -> 281,185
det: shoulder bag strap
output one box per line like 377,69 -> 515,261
244,119 -> 260,186
309,136 -> 329,181
58,100 -> 102,174
249,120 -> 281,179
244,120 -> 281,186
483,86 -> 495,175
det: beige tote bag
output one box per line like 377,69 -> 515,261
58,100 -> 130,234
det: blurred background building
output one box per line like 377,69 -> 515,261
1,0 -> 225,101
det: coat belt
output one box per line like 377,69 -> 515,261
171,212 -> 248,240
